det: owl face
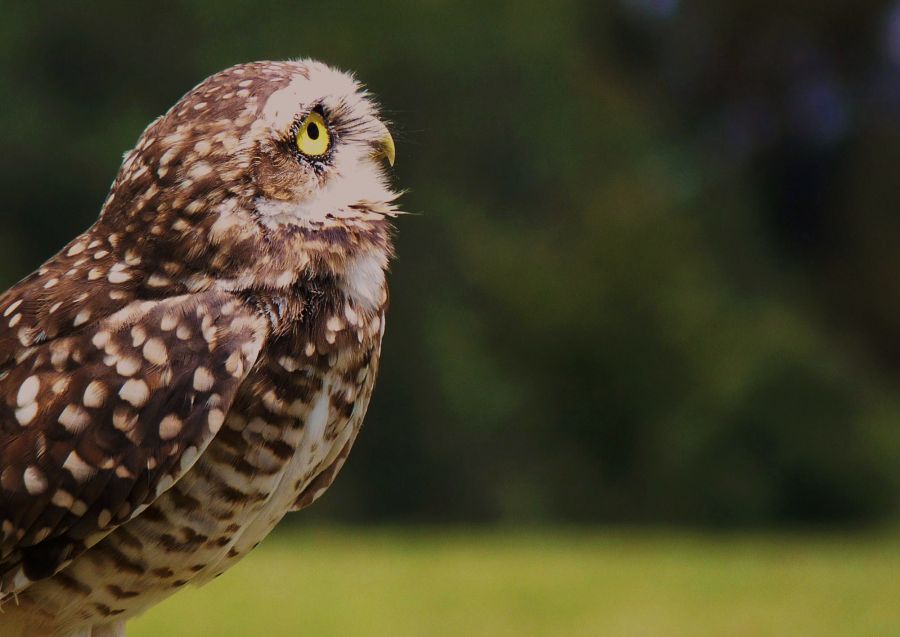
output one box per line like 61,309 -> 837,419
103,60 -> 399,287
246,61 -> 398,228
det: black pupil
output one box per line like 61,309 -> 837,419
307,122 -> 320,140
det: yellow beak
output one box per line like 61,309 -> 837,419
372,122 -> 396,167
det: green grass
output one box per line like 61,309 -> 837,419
130,527 -> 900,637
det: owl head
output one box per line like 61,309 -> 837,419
99,60 -> 399,288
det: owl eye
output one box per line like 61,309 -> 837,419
295,111 -> 331,157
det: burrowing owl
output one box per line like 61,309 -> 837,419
0,60 -> 399,637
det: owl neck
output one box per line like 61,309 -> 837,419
93,193 -> 393,313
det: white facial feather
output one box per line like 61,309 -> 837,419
253,155 -> 394,227
262,61 -> 367,131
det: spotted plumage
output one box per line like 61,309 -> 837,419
0,60 -> 399,637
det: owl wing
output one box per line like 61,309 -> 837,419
0,287 -> 268,595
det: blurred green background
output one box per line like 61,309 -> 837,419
1,0 -> 900,634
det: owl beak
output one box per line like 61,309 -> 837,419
371,123 -> 396,167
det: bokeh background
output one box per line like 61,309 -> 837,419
1,1 -> 898,635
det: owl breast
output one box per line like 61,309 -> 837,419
10,283 -> 386,633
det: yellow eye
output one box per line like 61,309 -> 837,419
295,112 -> 331,157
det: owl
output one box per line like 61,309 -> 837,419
0,60 -> 399,637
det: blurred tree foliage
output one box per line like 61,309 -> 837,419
0,0 -> 897,526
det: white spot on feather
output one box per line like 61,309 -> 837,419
83,380 -> 108,408
108,268 -> 131,284
119,379 -> 150,407
159,414 -> 183,440
17,376 -> 40,407
63,451 -> 95,482
208,409 -> 225,433
116,356 -> 141,377
73,309 -> 91,327
143,338 -> 168,365
193,367 -> 215,392
15,403 -> 38,426
3,300 -> 22,318
58,405 -> 90,432
23,466 -> 47,495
